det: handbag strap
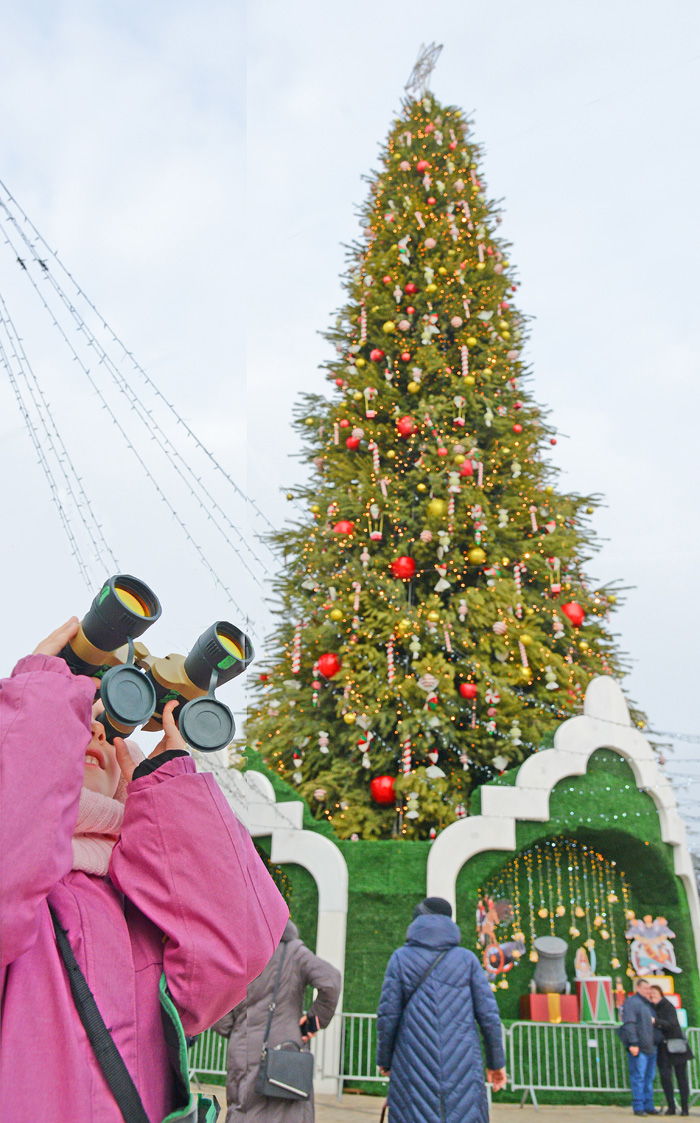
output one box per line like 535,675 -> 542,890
399,948 -> 449,1024
49,905 -> 151,1123
261,942 -> 288,1055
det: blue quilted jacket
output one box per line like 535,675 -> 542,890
376,914 -> 505,1123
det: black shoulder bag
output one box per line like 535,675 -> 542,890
255,943 -> 315,1101
50,907 -> 219,1123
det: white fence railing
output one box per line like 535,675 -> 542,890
190,1017 -> 700,1107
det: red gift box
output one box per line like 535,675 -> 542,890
520,994 -> 579,1023
667,993 -> 682,1009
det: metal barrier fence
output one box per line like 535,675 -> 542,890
189,1017 -> 700,1108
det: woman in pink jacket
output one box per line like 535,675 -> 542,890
0,617 -> 289,1123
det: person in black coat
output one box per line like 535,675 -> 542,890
649,983 -> 693,1117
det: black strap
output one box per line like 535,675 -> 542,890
261,942 -> 288,1056
49,906 -> 151,1123
397,948 -> 449,1030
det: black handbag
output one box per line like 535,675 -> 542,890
255,944 -> 315,1101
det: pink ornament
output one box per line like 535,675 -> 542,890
399,160 -> 411,171
420,529 -> 433,542
398,319 -> 411,331
424,237 -> 436,249
451,316 -> 463,328
492,620 -> 507,635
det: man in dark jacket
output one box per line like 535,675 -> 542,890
622,978 -> 661,1116
376,897 -> 506,1123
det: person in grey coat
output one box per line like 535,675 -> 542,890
212,919 -> 341,1121
621,978 -> 661,1116
377,897 -> 507,1123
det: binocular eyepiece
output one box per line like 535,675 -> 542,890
60,575 -> 253,753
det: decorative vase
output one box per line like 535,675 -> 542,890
533,936 -> 569,994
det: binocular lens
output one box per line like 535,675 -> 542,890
98,663 -> 157,742
184,621 -> 253,690
114,582 -> 152,618
216,629 -> 245,661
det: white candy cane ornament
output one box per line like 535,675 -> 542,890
291,621 -> 303,673
460,345 -> 469,377
386,640 -> 395,684
368,441 -> 380,473
352,581 -> 361,628
477,242 -> 485,263
360,302 -> 367,342
333,422 -> 339,445
443,626 -> 452,653
518,640 -> 529,668
477,461 -> 484,487
402,740 -> 412,774
415,211 -> 425,229
529,505 -> 538,532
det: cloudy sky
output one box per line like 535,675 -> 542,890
1,0 -> 699,831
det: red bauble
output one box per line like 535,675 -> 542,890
550,438 -> 557,445
339,418 -> 350,428
382,275 -> 392,284
317,652 -> 342,678
427,196 -> 436,205
370,348 -> 385,362
400,351 -> 411,362
459,460 -> 474,477
449,140 -> 457,150
406,305 -> 415,315
346,436 -> 360,450
424,123 -> 435,133
396,415 -> 416,438
513,423 -> 523,434
370,775 -> 396,805
390,556 -> 416,580
334,378 -> 344,387
459,683 -> 478,700
416,159 -> 430,172
437,447 -> 448,457
405,282 -> 418,294
332,520 -> 354,535
258,673 -> 269,682
561,602 -> 585,628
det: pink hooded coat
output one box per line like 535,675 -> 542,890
0,654 -> 289,1122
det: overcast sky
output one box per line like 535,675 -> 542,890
1,0 -> 698,832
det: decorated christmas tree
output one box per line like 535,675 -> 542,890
246,77 -> 636,840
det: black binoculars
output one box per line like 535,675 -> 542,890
59,574 -> 253,752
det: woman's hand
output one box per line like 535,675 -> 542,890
379,1067 -> 390,1077
33,617 -> 79,656
487,1068 -> 507,1092
115,700 -> 186,783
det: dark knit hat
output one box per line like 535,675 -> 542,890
413,896 -> 453,919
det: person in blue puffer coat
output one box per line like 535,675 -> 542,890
376,897 -> 507,1123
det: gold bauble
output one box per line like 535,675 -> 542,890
520,633 -> 533,645
355,356 -> 366,368
286,492 -> 294,500
387,450 -> 396,459
467,546 -> 486,564
501,331 -> 511,340
343,712 -> 357,725
329,608 -> 343,621
545,485 -> 554,494
438,266 -> 448,275
466,336 -> 477,347
382,320 -> 396,334
310,504 -> 320,513
454,453 -> 465,464
608,595 -> 617,605
426,283 -> 438,293
586,506 -> 594,514
464,375 -> 475,386
501,556 -> 510,566
304,417 -> 315,425
397,619 -> 412,636
416,482 -> 427,493
519,667 -> 533,682
353,391 -> 363,401
428,498 -> 447,518
476,262 -> 486,271
427,610 -> 440,623
579,640 -> 589,651
538,907 -> 548,919
407,381 -> 420,393
499,320 -> 509,330
503,260 -> 510,267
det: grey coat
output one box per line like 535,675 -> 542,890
622,993 -> 657,1054
212,921 -> 341,1122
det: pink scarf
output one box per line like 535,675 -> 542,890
71,740 -> 142,876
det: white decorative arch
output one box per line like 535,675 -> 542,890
194,757 -> 348,1094
426,675 -> 700,973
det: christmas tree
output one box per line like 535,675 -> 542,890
245,82 -> 636,840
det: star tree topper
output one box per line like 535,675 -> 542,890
404,42 -> 444,99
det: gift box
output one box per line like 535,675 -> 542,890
650,975 -> 675,995
520,994 -> 579,1023
667,993 -> 682,1010
678,1008 -> 688,1030
576,977 -> 615,1023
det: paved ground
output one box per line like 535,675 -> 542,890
192,1082 -> 698,1120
